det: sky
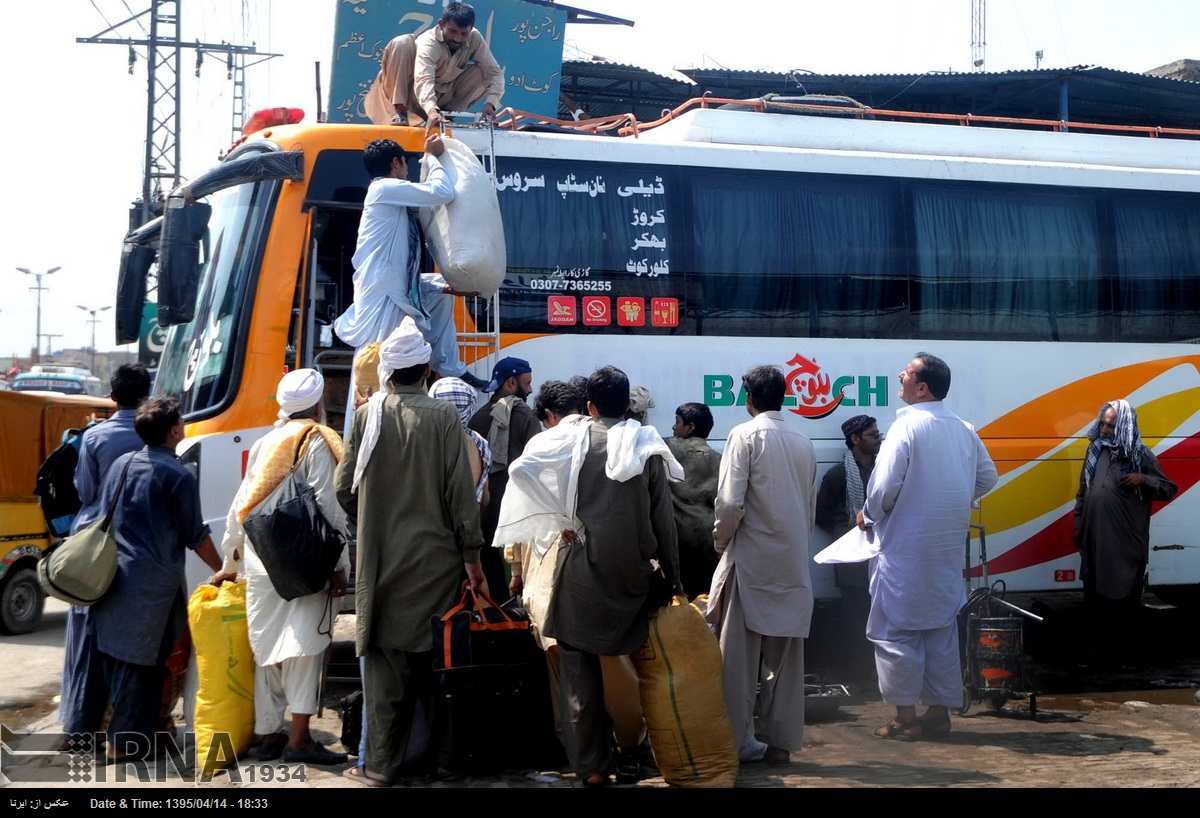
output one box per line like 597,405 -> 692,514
0,0 -> 1195,362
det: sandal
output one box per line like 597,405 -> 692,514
342,765 -> 389,788
919,712 -> 952,737
765,746 -> 791,766
874,719 -> 923,740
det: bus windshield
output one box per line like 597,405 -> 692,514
154,177 -> 279,417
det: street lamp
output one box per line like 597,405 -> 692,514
16,266 -> 61,364
78,305 -> 112,374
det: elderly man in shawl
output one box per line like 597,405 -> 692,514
335,318 -> 485,786
495,365 -> 682,786
1074,400 -> 1177,610
856,354 -> 997,741
216,369 -> 350,765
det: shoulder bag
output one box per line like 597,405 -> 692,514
242,426 -> 346,601
37,456 -> 133,606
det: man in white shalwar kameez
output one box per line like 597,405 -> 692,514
856,353 -> 997,740
217,369 -> 351,765
333,134 -> 484,433
709,365 -> 817,766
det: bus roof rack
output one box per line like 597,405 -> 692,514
491,94 -> 1200,141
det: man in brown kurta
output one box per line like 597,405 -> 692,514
364,2 -> 504,128
335,319 -> 484,784
542,366 -> 681,786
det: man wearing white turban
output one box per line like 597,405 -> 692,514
217,368 -> 351,765
335,318 -> 485,784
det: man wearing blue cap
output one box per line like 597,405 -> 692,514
469,357 -> 538,598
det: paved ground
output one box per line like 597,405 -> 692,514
4,597 -> 1200,789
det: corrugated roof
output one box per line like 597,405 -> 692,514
558,62 -> 1200,130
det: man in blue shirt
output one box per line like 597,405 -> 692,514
76,398 -> 223,762
61,364 -> 151,742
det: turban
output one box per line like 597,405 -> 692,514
275,368 -> 324,427
628,385 -> 655,417
353,317 -> 432,491
429,377 -> 478,429
375,317 -> 432,392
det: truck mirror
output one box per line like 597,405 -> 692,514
158,198 -> 212,326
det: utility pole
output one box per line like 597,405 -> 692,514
971,0 -> 987,71
79,305 -> 113,374
78,1 -> 280,228
17,266 -> 60,365
42,335 -> 64,361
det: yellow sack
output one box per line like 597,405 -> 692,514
632,595 -> 738,787
353,343 -> 382,397
188,580 -> 255,777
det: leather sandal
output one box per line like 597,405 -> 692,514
874,718 -> 923,740
919,711 -> 952,737
765,746 -> 791,766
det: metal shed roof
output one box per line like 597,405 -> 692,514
558,62 -> 1200,130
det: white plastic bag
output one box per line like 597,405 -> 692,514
420,137 -> 507,297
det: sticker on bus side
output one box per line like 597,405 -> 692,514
704,353 -> 891,418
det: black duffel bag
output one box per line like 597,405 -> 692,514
430,583 -> 563,773
242,427 -> 345,601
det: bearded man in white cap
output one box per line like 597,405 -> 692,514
216,368 -> 350,766
335,317 -> 485,785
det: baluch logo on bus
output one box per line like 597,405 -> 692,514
704,355 -> 889,419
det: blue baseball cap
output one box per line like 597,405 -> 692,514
484,357 -> 531,392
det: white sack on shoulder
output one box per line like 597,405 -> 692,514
420,137 -> 507,298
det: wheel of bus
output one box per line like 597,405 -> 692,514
0,567 -> 45,635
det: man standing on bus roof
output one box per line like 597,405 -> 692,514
333,133 -> 487,418
365,2 -> 504,130
1074,401 -> 1176,615
856,353 -> 997,741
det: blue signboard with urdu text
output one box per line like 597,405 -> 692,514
329,0 -> 566,122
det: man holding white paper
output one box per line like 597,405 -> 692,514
856,353 -> 997,741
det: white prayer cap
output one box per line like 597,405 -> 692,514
275,368 -> 324,425
376,317 -> 432,389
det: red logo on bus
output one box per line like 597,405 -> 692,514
548,296 -> 577,325
785,354 -> 845,419
1054,570 -> 1076,582
582,296 -> 611,326
616,297 -> 645,326
651,298 -> 679,327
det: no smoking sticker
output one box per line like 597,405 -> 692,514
583,296 -> 610,325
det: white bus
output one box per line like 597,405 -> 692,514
119,99 -> 1200,603
11,365 -> 104,397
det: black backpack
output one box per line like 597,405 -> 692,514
33,425 -> 92,538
